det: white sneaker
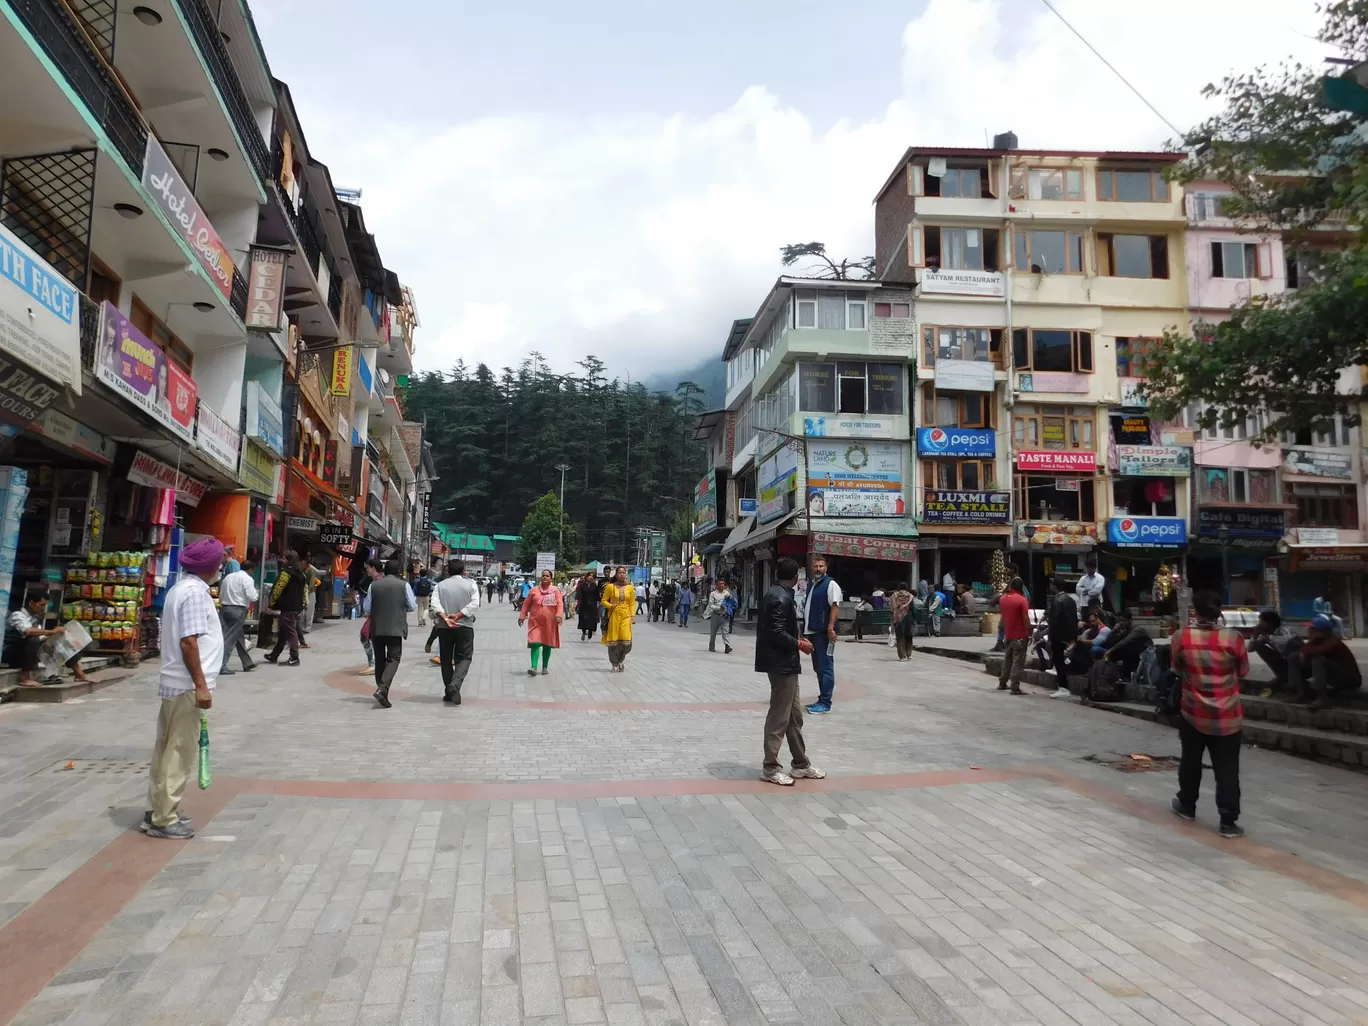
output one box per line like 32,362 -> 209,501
760,769 -> 794,786
790,765 -> 826,779
1050,687 -> 1071,698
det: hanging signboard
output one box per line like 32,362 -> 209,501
127,450 -> 207,506
245,246 -> 287,329
95,302 -> 196,442
0,221 -> 81,392
805,441 -> 904,517
143,136 -> 235,299
330,347 -> 352,396
1116,445 -> 1191,477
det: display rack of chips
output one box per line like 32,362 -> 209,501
63,551 -> 153,657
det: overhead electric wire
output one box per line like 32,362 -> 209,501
1038,0 -> 1185,139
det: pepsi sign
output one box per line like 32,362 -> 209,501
915,428 -> 994,458
1107,516 -> 1187,548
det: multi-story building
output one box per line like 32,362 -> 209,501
716,276 -> 917,615
874,137 -> 1192,609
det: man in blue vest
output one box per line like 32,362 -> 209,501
803,555 -> 843,714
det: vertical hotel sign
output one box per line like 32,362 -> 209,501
245,247 -> 287,329
142,137 -> 235,300
330,346 -> 352,396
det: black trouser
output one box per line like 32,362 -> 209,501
1051,639 -> 1072,690
426,624 -> 440,650
1177,717 -> 1241,823
1107,634 -> 1154,679
373,635 -> 403,692
438,627 -> 474,696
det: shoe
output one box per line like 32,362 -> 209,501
760,769 -> 794,786
285,658 -> 300,667
1050,687 -> 1071,698
1218,821 -> 1245,839
724,646 -> 733,655
424,643 -> 433,654
418,620 -> 426,627
443,690 -> 455,703
374,689 -> 392,709
708,647 -> 715,653
139,811 -> 191,833
144,820 -> 195,839
1010,687 -> 1024,695
790,765 -> 826,779
263,653 -> 279,663
219,667 -> 236,675
430,656 -> 440,665
242,663 -> 257,672
1170,797 -> 1196,822
450,691 -> 462,705
989,643 -> 1005,653
805,702 -> 830,715
527,669 -> 537,677
540,668 -> 549,675
997,682 -> 1008,691
1311,696 -> 1333,711
299,643 -> 311,650
357,668 -> 373,677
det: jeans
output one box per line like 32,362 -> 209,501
372,636 -> 403,693
679,607 -> 690,627
999,638 -> 1027,689
807,633 -> 835,705
709,616 -> 732,651
763,672 -> 810,771
437,627 -> 474,696
1176,716 -> 1241,823
268,611 -> 301,660
219,605 -> 254,671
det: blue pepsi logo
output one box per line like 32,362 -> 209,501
926,428 -> 950,451
1116,518 -> 1140,542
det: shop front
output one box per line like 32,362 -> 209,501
1013,521 -> 1100,606
914,427 -> 1008,593
1190,505 -> 1284,609
1099,515 -> 1186,618
1282,538 -> 1367,633
1012,449 -> 1099,603
810,529 -> 918,599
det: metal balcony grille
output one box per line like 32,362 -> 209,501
68,0 -> 115,60
230,266 -> 248,321
0,149 -> 96,289
170,0 -> 270,184
79,294 -> 98,370
7,0 -> 148,174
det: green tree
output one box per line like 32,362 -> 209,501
1142,0 -> 1368,436
516,491 -> 581,571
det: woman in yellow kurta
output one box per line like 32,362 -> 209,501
600,566 -> 637,671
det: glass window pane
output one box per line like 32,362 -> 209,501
1042,417 -> 1066,450
866,363 -> 902,414
961,462 -> 980,489
1081,421 -> 1094,448
1098,171 -> 1113,200
1153,173 -> 1169,201
874,302 -> 891,318
892,303 -> 910,317
962,393 -> 985,425
1014,230 -> 1028,271
1116,171 -> 1152,201
1112,235 -> 1153,277
936,397 -> 957,427
1032,330 -> 1073,372
818,293 -> 845,329
1067,233 -> 1083,272
847,301 -> 866,330
1066,169 -> 1082,198
799,363 -> 835,411
1030,232 -> 1066,274
797,300 -> 816,328
1031,169 -> 1064,199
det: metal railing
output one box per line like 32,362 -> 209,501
170,0 -> 270,184
79,293 -> 99,371
327,271 -> 342,323
230,266 -> 248,321
8,0 -> 148,174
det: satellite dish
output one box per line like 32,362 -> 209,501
379,368 -> 391,385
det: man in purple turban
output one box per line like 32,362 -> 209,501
142,536 -> 224,839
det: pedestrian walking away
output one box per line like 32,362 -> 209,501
678,580 -> 694,627
414,566 -> 434,626
703,577 -> 735,654
364,559 -> 415,708
755,556 -> 825,786
217,558 -> 259,674
575,572 -> 601,640
1170,589 -> 1248,838
1045,576 -> 1078,698
143,537 -> 224,839
430,559 -> 480,704
299,556 -> 320,643
889,583 -> 915,661
520,569 -> 563,675
264,553 -> 306,665
997,577 -> 1030,694
804,555 -> 842,714
601,566 -> 636,671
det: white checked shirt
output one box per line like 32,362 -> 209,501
158,575 -> 223,697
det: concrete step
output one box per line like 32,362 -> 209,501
12,671 -> 129,703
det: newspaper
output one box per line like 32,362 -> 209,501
38,620 -> 93,679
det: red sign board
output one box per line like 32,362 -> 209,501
324,439 -> 338,483
1016,450 -> 1096,472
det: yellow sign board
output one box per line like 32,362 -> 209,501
330,347 -> 352,397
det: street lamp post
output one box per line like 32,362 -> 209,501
556,463 -> 571,561
1218,523 -> 1231,608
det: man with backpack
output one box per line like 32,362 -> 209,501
414,567 -> 434,627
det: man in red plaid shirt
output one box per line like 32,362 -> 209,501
1169,590 -> 1248,838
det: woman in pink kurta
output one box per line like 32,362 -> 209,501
519,570 -> 564,676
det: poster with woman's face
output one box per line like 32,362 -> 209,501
1203,468 -> 1229,503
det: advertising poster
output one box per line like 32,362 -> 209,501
693,469 -> 717,535
0,221 -> 81,391
915,427 -> 994,458
805,441 -> 904,517
1116,445 -> 1192,477
95,301 -> 196,442
758,446 -> 798,524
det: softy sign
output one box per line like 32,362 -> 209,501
1107,516 -> 1187,547
915,428 -> 994,458
143,137 -> 234,299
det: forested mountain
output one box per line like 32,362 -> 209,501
406,354 -> 709,564
645,356 -> 725,410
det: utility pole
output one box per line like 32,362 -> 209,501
556,462 -> 571,559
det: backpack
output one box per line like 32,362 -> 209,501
414,577 -> 433,597
1138,645 -> 1183,717
1083,659 -> 1125,702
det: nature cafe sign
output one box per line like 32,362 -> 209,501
142,137 -> 235,300
0,220 -> 82,391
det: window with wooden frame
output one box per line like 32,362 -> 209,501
1211,240 -> 1273,279
1097,233 -> 1170,279
1286,483 -> 1358,528
1008,166 -> 1083,201
918,383 -> 995,429
1013,230 -> 1084,274
873,301 -> 911,319
1014,475 -> 1096,522
87,258 -> 121,307
909,226 -> 1002,271
921,326 -> 1003,367
1196,467 -> 1277,504
1012,404 -> 1095,451
923,459 -> 997,490
907,161 -> 998,198
1011,328 -> 1092,373
1115,337 -> 1161,378
1097,168 -> 1170,202
130,296 -> 193,372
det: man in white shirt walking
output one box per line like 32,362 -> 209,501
430,558 -> 480,704
217,558 -> 259,674
143,537 -> 225,839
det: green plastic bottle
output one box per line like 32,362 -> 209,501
198,712 -> 211,789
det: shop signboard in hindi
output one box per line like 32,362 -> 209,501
195,401 -> 240,474
693,469 -> 717,536
758,445 -> 798,524
142,136 -> 235,299
1116,444 -> 1191,477
916,427 -> 994,458
244,381 -> 285,456
95,302 -> 196,442
1283,447 -> 1353,480
245,247 -> 287,329
535,551 -> 556,573
0,221 -> 81,392
1015,450 -> 1095,472
128,450 -> 207,506
1107,516 -> 1187,548
921,490 -> 1010,524
806,441 -> 904,517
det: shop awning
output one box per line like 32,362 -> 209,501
720,516 -> 756,556
740,510 -> 802,552
289,463 -> 360,519
699,542 -> 724,556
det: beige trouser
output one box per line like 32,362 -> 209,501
763,673 -> 810,772
417,595 -> 430,624
148,692 -> 199,828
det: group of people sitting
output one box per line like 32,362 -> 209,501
1250,609 -> 1362,707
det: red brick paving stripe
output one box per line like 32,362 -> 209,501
0,781 -> 243,1026
322,668 -> 867,709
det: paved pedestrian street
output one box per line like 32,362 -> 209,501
5,613 -> 1368,1026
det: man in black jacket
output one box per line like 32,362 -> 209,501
755,557 -> 826,786
1046,576 -> 1079,699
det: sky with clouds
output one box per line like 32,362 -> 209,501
252,0 -> 1325,381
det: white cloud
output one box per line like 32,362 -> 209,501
291,0 -> 1324,380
